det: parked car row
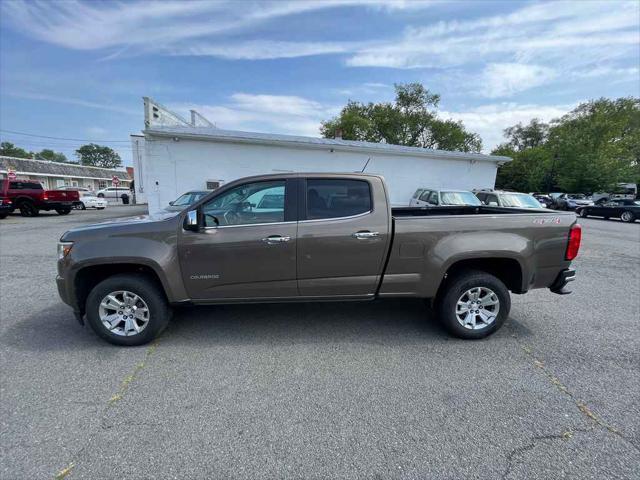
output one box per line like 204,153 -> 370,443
0,180 -> 131,219
409,188 -> 544,209
0,179 -> 78,217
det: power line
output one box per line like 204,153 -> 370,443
0,129 -> 131,143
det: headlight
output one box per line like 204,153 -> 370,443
58,242 -> 73,260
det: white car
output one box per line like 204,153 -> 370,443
409,188 -> 482,207
96,186 -> 130,199
79,192 -> 108,210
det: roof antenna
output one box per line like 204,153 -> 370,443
360,157 -> 371,173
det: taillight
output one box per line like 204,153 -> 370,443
565,224 -> 581,260
43,194 -> 49,201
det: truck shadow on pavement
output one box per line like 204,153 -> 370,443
3,299 -> 523,351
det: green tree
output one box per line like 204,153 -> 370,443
75,143 -> 122,168
502,119 -> 549,151
0,142 -> 32,159
35,149 -> 68,163
493,97 -> 639,193
321,83 -> 482,152
547,97 -> 639,193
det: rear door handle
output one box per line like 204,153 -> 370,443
352,231 -> 379,239
262,235 -> 291,244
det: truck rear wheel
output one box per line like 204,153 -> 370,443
436,270 -> 510,339
85,274 -> 171,346
56,208 -> 71,215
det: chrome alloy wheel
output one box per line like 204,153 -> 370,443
621,211 -> 633,222
98,290 -> 150,336
455,287 -> 500,330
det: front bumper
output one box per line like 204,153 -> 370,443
550,268 -> 576,295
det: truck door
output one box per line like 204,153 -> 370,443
297,177 -> 390,297
179,178 -> 298,300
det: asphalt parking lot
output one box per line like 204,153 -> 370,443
1,207 -> 639,479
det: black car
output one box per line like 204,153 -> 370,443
0,196 -> 12,219
576,199 -> 639,223
531,193 -> 553,208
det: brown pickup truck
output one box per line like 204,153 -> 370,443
57,173 -> 580,346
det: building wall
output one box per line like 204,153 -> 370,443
131,136 -> 148,204
142,135 -> 500,214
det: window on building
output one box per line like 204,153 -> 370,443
98,180 -> 107,189
306,179 -> 372,220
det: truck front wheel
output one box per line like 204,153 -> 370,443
85,274 -> 171,346
18,201 -> 38,217
436,270 -> 510,339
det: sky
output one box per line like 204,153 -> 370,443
0,0 -> 638,166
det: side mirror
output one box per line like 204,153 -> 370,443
183,209 -> 200,232
169,201 -> 174,206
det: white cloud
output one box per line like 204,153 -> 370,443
86,126 -> 108,137
480,63 -> 557,98
171,93 -> 339,137
4,91 -> 138,115
442,103 -> 573,152
345,1 -> 639,96
173,40 -> 352,60
1,0 -> 428,53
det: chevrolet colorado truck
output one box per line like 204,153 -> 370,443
1,179 -> 78,216
57,173 -> 580,346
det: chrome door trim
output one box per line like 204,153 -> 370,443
298,210 -> 372,224
203,220 -> 296,230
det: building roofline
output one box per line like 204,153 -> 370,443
143,126 -> 512,163
0,155 -> 129,173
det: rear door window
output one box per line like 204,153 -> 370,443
306,179 -> 372,220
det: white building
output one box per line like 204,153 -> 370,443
132,99 -> 511,214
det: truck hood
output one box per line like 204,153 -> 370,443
60,209 -> 179,240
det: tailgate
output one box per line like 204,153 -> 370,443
46,190 -> 79,201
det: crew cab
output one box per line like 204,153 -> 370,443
1,179 -> 78,216
57,173 -> 580,346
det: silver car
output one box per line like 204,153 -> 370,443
410,188 -> 482,207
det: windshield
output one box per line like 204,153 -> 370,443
568,194 -> 586,199
172,192 -> 208,206
440,191 -> 481,206
500,193 -> 542,208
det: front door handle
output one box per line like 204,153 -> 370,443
262,235 -> 291,244
352,231 -> 380,239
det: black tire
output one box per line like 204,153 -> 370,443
56,208 -> 71,215
436,270 -> 511,339
18,201 -> 38,217
0,213 -> 7,219
97,193 -> 105,198
80,203 -> 87,210
96,207 -> 105,210
86,274 -> 171,346
621,211 -> 636,223
578,209 -> 588,218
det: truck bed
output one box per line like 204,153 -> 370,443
381,206 -> 576,299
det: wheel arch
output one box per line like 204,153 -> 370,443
436,257 -> 525,300
73,263 -> 169,316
